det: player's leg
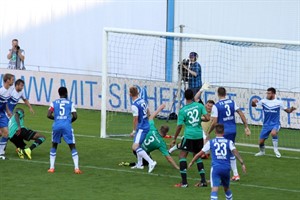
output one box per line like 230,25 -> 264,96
63,128 -> 82,174
193,139 -> 207,186
221,169 -> 232,200
22,128 -> 46,159
48,129 -> 61,173
175,138 -> 189,187
255,127 -> 270,156
0,115 -> 10,159
210,167 -> 221,199
48,142 -> 58,173
132,129 -> 156,171
168,142 -> 181,154
224,134 -> 239,181
27,130 -> 46,151
9,133 -> 27,159
271,125 -> 281,158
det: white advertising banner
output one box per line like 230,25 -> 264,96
1,69 -> 299,129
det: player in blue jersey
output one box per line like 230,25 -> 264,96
189,124 -> 246,200
207,87 -> 250,181
0,73 -> 14,160
129,86 -> 157,173
47,87 -> 82,174
252,87 -> 296,158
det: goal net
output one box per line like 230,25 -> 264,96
101,28 -> 300,151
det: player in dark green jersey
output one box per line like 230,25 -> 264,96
120,104 -> 179,170
172,89 -> 210,188
8,108 -> 46,159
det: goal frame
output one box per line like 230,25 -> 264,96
101,27 -> 299,138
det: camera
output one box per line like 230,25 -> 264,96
182,59 -> 189,66
15,45 -> 20,50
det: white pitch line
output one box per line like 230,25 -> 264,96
6,158 -> 300,194
36,130 -> 300,160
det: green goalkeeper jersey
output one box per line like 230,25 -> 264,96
141,120 -> 169,156
177,102 -> 207,140
8,109 -> 25,139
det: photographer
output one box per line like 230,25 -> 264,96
182,52 -> 202,97
7,39 -> 25,70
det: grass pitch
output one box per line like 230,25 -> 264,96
0,105 -> 299,200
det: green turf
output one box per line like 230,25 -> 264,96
0,104 -> 300,200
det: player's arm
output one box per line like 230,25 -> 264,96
188,150 -> 205,168
165,155 -> 180,169
236,109 -> 251,136
47,103 -> 54,120
284,106 -> 297,113
251,99 -> 259,107
23,99 -> 34,114
149,104 -> 166,120
232,149 -> 246,173
14,112 -> 22,135
207,116 -> 217,139
171,125 -> 182,147
71,112 -> 77,122
5,104 -> 12,118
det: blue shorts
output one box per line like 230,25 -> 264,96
52,127 -> 75,144
210,166 -> 231,188
260,125 -> 280,140
224,133 -> 236,143
133,128 -> 149,145
0,112 -> 9,128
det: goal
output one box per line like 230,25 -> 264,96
101,27 -> 300,151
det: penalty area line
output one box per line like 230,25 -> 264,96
7,158 -> 300,194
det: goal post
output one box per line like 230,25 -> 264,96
101,27 -> 300,151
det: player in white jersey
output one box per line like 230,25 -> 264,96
7,79 -> 34,114
189,124 -> 246,200
252,87 -> 296,158
0,73 -> 14,160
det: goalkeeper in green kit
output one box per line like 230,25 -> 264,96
8,108 -> 46,159
120,104 -> 179,170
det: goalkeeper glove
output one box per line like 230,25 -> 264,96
200,82 -> 210,92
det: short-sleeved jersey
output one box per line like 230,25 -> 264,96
8,109 -> 25,138
188,62 -> 202,88
211,99 -> 239,134
141,120 -> 169,156
7,88 -> 26,112
178,102 -> 207,139
0,86 -> 12,112
201,110 -> 213,134
202,137 -> 235,169
49,98 -> 76,130
131,97 -> 149,130
257,98 -> 286,127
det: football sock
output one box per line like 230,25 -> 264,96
211,191 -> 218,200
230,156 -> 239,176
132,150 -> 149,166
0,137 -> 8,154
272,138 -> 278,151
136,147 -> 154,165
50,147 -> 57,169
225,190 -> 233,200
196,158 -> 206,183
169,144 -> 178,153
71,149 -> 79,169
30,137 -> 45,150
259,143 -> 265,152
179,158 -> 187,185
